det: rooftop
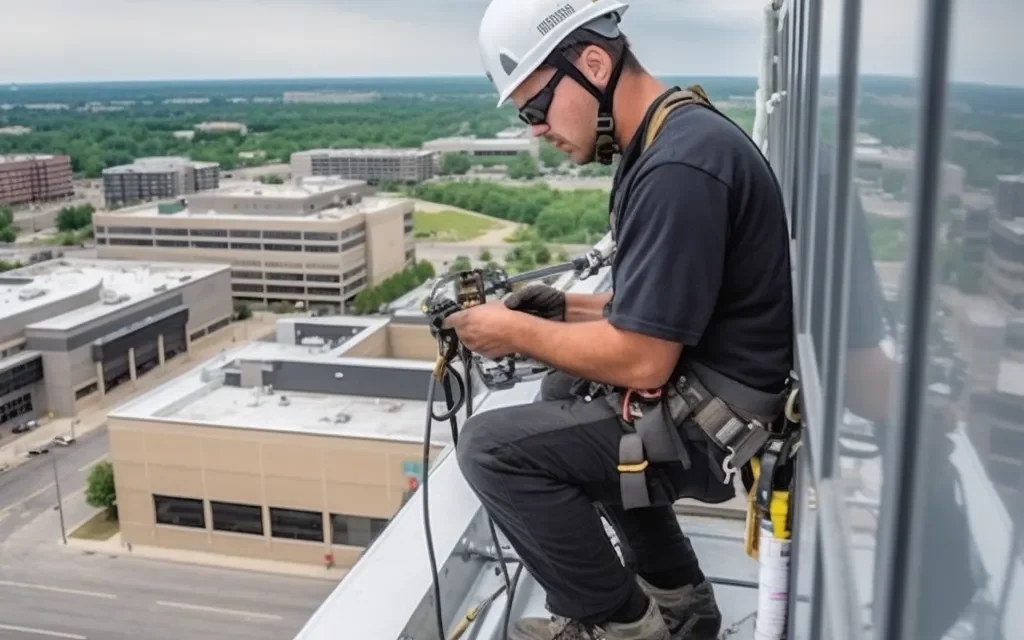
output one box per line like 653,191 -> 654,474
0,257 -> 227,329
0,154 -> 61,163
996,360 -> 1024,396
108,193 -> 406,223
424,136 -> 537,148
206,178 -> 365,201
294,148 -> 434,158
110,325 -> 464,446
103,156 -> 219,174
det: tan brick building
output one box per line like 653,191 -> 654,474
93,178 -> 417,313
107,315 -> 456,568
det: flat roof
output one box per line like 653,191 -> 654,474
0,154 -> 60,163
107,194 -> 404,223
1,257 -> 227,330
996,360 -> 1024,396
203,179 -> 365,201
103,156 -> 219,174
424,137 -> 536,148
110,338 -> 461,446
294,148 -> 434,158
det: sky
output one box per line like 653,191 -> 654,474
0,0 -> 1020,87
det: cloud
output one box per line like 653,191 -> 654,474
0,0 -> 1019,86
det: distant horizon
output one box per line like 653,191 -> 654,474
3,73 -> 1022,91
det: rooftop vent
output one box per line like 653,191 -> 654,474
99,288 -> 129,305
17,287 -> 46,301
279,395 -> 290,406
333,412 -> 351,424
153,283 -> 168,292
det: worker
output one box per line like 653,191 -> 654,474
443,1 -> 795,638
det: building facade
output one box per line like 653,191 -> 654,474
93,179 -> 416,312
291,149 -> 435,184
102,157 -> 221,208
107,315 -> 454,569
0,258 -> 232,427
422,136 -> 540,160
0,155 -> 74,207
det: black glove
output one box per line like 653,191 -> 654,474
504,284 -> 566,321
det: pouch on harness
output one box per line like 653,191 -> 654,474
607,86 -> 792,510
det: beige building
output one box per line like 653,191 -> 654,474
93,178 -> 417,313
423,135 -> 540,160
107,314 -> 458,568
0,258 -> 232,427
291,149 -> 436,184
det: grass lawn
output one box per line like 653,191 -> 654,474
70,510 -> 119,541
413,209 -> 502,242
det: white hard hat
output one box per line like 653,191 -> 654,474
479,0 -> 630,107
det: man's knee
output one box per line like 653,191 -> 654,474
455,411 -> 506,486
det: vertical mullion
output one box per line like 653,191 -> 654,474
819,0 -> 862,480
797,0 -> 823,336
873,0 -> 955,638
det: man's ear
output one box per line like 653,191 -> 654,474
580,45 -> 613,90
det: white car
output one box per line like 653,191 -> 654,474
53,435 -> 75,446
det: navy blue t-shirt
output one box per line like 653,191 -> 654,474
605,88 -> 794,392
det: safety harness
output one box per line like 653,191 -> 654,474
606,85 -> 796,510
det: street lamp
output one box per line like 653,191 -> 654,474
51,451 -> 67,545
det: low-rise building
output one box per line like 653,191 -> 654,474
93,178 -> 416,312
102,157 -> 221,208
0,154 -> 74,207
291,149 -> 435,185
423,135 -> 540,160
107,314 -> 456,569
0,258 -> 232,428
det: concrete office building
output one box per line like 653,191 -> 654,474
983,217 -> 1024,312
0,154 -> 74,207
423,136 -> 540,160
107,314 -> 458,568
93,178 -> 416,312
854,144 -> 965,199
967,361 -> 1024,520
995,174 -> 1024,221
291,149 -> 435,185
102,157 -> 221,208
0,258 -> 232,430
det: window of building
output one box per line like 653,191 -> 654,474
330,514 -> 389,547
210,500 -> 264,535
153,495 -> 205,529
269,507 -> 323,542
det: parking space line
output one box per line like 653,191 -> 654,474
155,600 -> 283,621
76,455 -> 107,474
0,623 -> 86,639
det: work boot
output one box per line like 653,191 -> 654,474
636,576 -> 722,640
510,596 -> 670,640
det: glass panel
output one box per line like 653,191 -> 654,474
905,0 -> 1024,637
210,500 -> 264,535
269,506 -> 324,542
153,494 -> 205,529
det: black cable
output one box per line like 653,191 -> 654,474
503,564 -> 526,640
423,374 -> 446,639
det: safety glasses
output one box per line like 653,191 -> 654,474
518,69 -> 566,126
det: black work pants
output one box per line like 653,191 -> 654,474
455,371 -> 735,624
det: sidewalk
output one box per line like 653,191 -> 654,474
65,531 -> 348,582
0,314 -> 279,471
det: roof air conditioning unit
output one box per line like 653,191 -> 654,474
279,395 -> 290,406
333,412 -> 351,424
17,287 -> 46,301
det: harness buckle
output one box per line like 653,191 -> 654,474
721,447 -> 737,485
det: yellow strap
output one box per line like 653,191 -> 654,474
642,84 -> 714,152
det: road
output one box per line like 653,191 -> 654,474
0,426 -> 338,640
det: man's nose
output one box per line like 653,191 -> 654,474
530,124 -> 550,138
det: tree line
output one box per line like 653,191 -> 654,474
408,181 -> 610,244
350,260 -> 436,315
0,99 -> 514,178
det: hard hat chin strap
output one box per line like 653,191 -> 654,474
549,52 -> 627,166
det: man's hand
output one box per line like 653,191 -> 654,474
504,284 -> 565,320
442,301 -> 521,359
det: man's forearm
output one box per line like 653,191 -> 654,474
564,292 -> 613,323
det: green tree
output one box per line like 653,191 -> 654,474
531,241 -> 551,265
539,141 -> 565,169
449,255 -> 472,273
0,227 -> 15,244
56,204 -> 95,232
479,248 -> 492,262
234,302 -> 253,320
0,206 -> 12,227
440,153 -> 472,176
86,461 -> 117,517
507,153 -> 539,180
0,259 -> 23,272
